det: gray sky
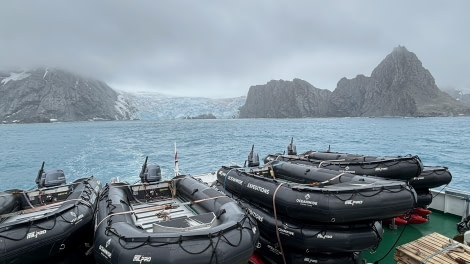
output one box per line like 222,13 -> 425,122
1,1 -> 468,98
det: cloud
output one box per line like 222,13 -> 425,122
1,0 -> 469,98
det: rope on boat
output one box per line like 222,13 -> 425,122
431,183 -> 450,199
101,197 -> 254,264
317,159 -> 346,168
0,197 -> 93,220
272,182 -> 287,264
0,179 -> 97,241
96,195 -> 228,229
107,216 -> 249,264
274,152 -> 422,175
260,161 -> 350,187
373,211 -> 412,264
0,180 -> 87,198
311,172 -> 346,186
108,177 -> 187,189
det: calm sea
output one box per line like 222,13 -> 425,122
1,117 -> 469,191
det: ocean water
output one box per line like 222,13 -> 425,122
1,117 -> 469,191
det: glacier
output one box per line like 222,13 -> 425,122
119,91 -> 246,120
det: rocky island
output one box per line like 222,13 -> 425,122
239,46 -> 470,118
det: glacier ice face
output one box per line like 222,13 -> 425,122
119,91 -> 246,120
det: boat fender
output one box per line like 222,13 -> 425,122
464,231 -> 470,245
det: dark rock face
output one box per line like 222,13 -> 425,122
240,46 -> 470,118
238,79 -> 331,118
0,68 -> 135,123
186,113 -> 217,119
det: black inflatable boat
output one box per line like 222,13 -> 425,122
263,139 -> 423,180
256,235 -> 364,264
264,152 -> 423,181
93,174 -> 259,264
0,163 -> 101,264
217,165 -> 417,223
218,185 -> 383,252
409,166 -> 452,189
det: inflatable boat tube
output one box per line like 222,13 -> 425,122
218,185 -> 383,252
414,188 -> 433,207
0,177 -> 101,263
217,166 -> 417,223
255,235 -> 363,264
93,174 -> 259,264
268,161 -> 382,185
264,152 -> 423,180
409,166 -> 452,189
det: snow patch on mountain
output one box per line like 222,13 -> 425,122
1,71 -> 31,85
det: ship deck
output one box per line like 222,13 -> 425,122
364,209 -> 464,263
194,172 -> 469,264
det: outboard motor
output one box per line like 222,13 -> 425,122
143,164 -> 162,183
139,156 -> 162,183
247,144 -> 260,167
287,137 -> 297,155
38,169 -> 66,188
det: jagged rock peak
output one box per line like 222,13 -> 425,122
240,46 -> 470,118
330,46 -> 470,117
372,45 -> 428,81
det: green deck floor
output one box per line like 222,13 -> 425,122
363,210 -> 463,264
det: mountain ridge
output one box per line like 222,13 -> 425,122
2,46 -> 470,123
239,46 -> 470,118
0,68 -> 135,123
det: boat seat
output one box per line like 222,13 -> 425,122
152,212 -> 216,232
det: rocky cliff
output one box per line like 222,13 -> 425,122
443,88 -> 470,106
238,79 -> 331,118
239,46 -> 470,118
0,68 -> 135,123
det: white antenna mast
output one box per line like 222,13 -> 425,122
174,142 -> 180,176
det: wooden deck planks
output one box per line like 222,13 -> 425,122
394,232 -> 470,264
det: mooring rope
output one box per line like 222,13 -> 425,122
96,195 -> 227,229
272,182 -> 287,264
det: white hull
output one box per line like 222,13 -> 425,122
429,187 -> 470,219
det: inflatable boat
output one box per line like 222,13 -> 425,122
263,139 -> 423,180
93,174 -> 259,264
217,166 -> 417,223
266,160 -> 389,185
217,185 -> 383,252
255,235 -> 364,264
409,166 -> 452,189
0,163 -> 101,263
264,152 -> 423,181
